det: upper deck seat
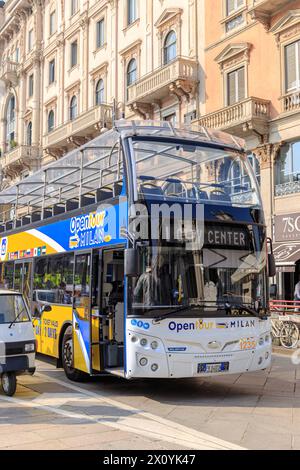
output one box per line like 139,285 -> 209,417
140,183 -> 164,199
96,187 -> 113,202
210,190 -> 231,203
198,190 -> 209,200
187,188 -> 208,200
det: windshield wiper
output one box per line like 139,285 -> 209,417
223,303 -> 267,319
153,306 -> 198,323
9,309 -> 26,329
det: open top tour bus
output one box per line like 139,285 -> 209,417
0,121 -> 275,380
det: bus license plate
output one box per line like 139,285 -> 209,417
198,362 -> 229,374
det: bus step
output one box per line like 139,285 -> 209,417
105,367 -> 125,378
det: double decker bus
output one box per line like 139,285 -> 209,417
0,121 -> 275,381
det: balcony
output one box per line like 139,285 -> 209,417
44,104 -> 113,157
127,57 -> 198,118
0,60 -> 18,86
196,97 -> 270,138
248,0 -> 293,28
1,145 -> 40,179
275,180 -> 300,197
280,90 -> 300,114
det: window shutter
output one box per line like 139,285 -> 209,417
227,0 -> 235,15
285,42 -> 297,92
227,71 -> 236,106
237,67 -> 245,101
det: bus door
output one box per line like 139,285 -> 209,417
13,260 -> 33,307
23,261 -> 33,307
100,248 -> 125,375
72,252 -> 92,374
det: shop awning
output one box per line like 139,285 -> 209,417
273,242 -> 300,266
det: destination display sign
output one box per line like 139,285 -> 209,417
204,224 -> 251,249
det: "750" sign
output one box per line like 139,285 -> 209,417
275,213 -> 300,241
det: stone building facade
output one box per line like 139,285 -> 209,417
0,0 -> 203,179
198,0 -> 300,299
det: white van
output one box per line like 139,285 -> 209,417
0,290 -> 38,396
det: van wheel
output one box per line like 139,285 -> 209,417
1,372 -> 17,396
62,326 -> 88,382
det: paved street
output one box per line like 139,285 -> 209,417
0,352 -> 299,450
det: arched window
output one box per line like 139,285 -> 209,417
127,59 -> 137,87
69,95 -> 77,121
95,79 -> 104,105
248,153 -> 261,186
48,110 -> 54,132
26,121 -> 32,146
6,95 -> 16,150
229,160 -> 243,194
164,30 -> 177,65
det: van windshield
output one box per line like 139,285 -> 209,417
0,295 -> 30,324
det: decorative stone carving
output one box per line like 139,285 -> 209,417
270,10 -> 300,44
253,142 -> 283,170
128,102 -> 152,120
44,147 -> 66,160
215,43 -> 251,72
67,136 -> 88,147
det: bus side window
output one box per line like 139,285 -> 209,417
33,255 -> 74,307
14,264 -> 22,292
0,262 -> 14,289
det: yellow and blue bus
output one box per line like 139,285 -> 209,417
0,121 -> 275,381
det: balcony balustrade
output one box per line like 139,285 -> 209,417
196,97 -> 270,138
280,90 -> 300,114
127,57 -> 198,118
275,180 -> 300,197
43,104 -> 113,156
1,145 -> 40,179
0,60 -> 18,86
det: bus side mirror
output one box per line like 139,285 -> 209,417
268,253 -> 276,278
125,248 -> 141,277
269,284 -> 278,299
267,238 -> 276,278
41,304 -> 52,313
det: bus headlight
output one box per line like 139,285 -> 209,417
131,336 -> 138,343
259,337 -> 264,346
139,357 -> 148,367
151,363 -> 159,372
140,338 -> 148,347
151,341 -> 158,350
25,343 -> 35,352
265,335 -> 270,343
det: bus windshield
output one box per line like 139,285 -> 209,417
132,138 -> 261,208
130,226 -> 267,317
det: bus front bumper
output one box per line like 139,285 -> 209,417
126,344 -> 272,379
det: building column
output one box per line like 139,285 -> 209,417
18,70 -> 26,146
254,143 -> 282,239
80,13 -> 89,112
32,55 -> 41,147
58,37 -> 65,126
0,118 -> 6,154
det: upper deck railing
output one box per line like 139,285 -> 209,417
0,121 -> 245,232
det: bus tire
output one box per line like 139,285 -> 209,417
1,372 -> 17,396
62,326 -> 88,382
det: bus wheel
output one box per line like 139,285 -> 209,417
62,326 -> 87,382
1,372 -> 17,396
